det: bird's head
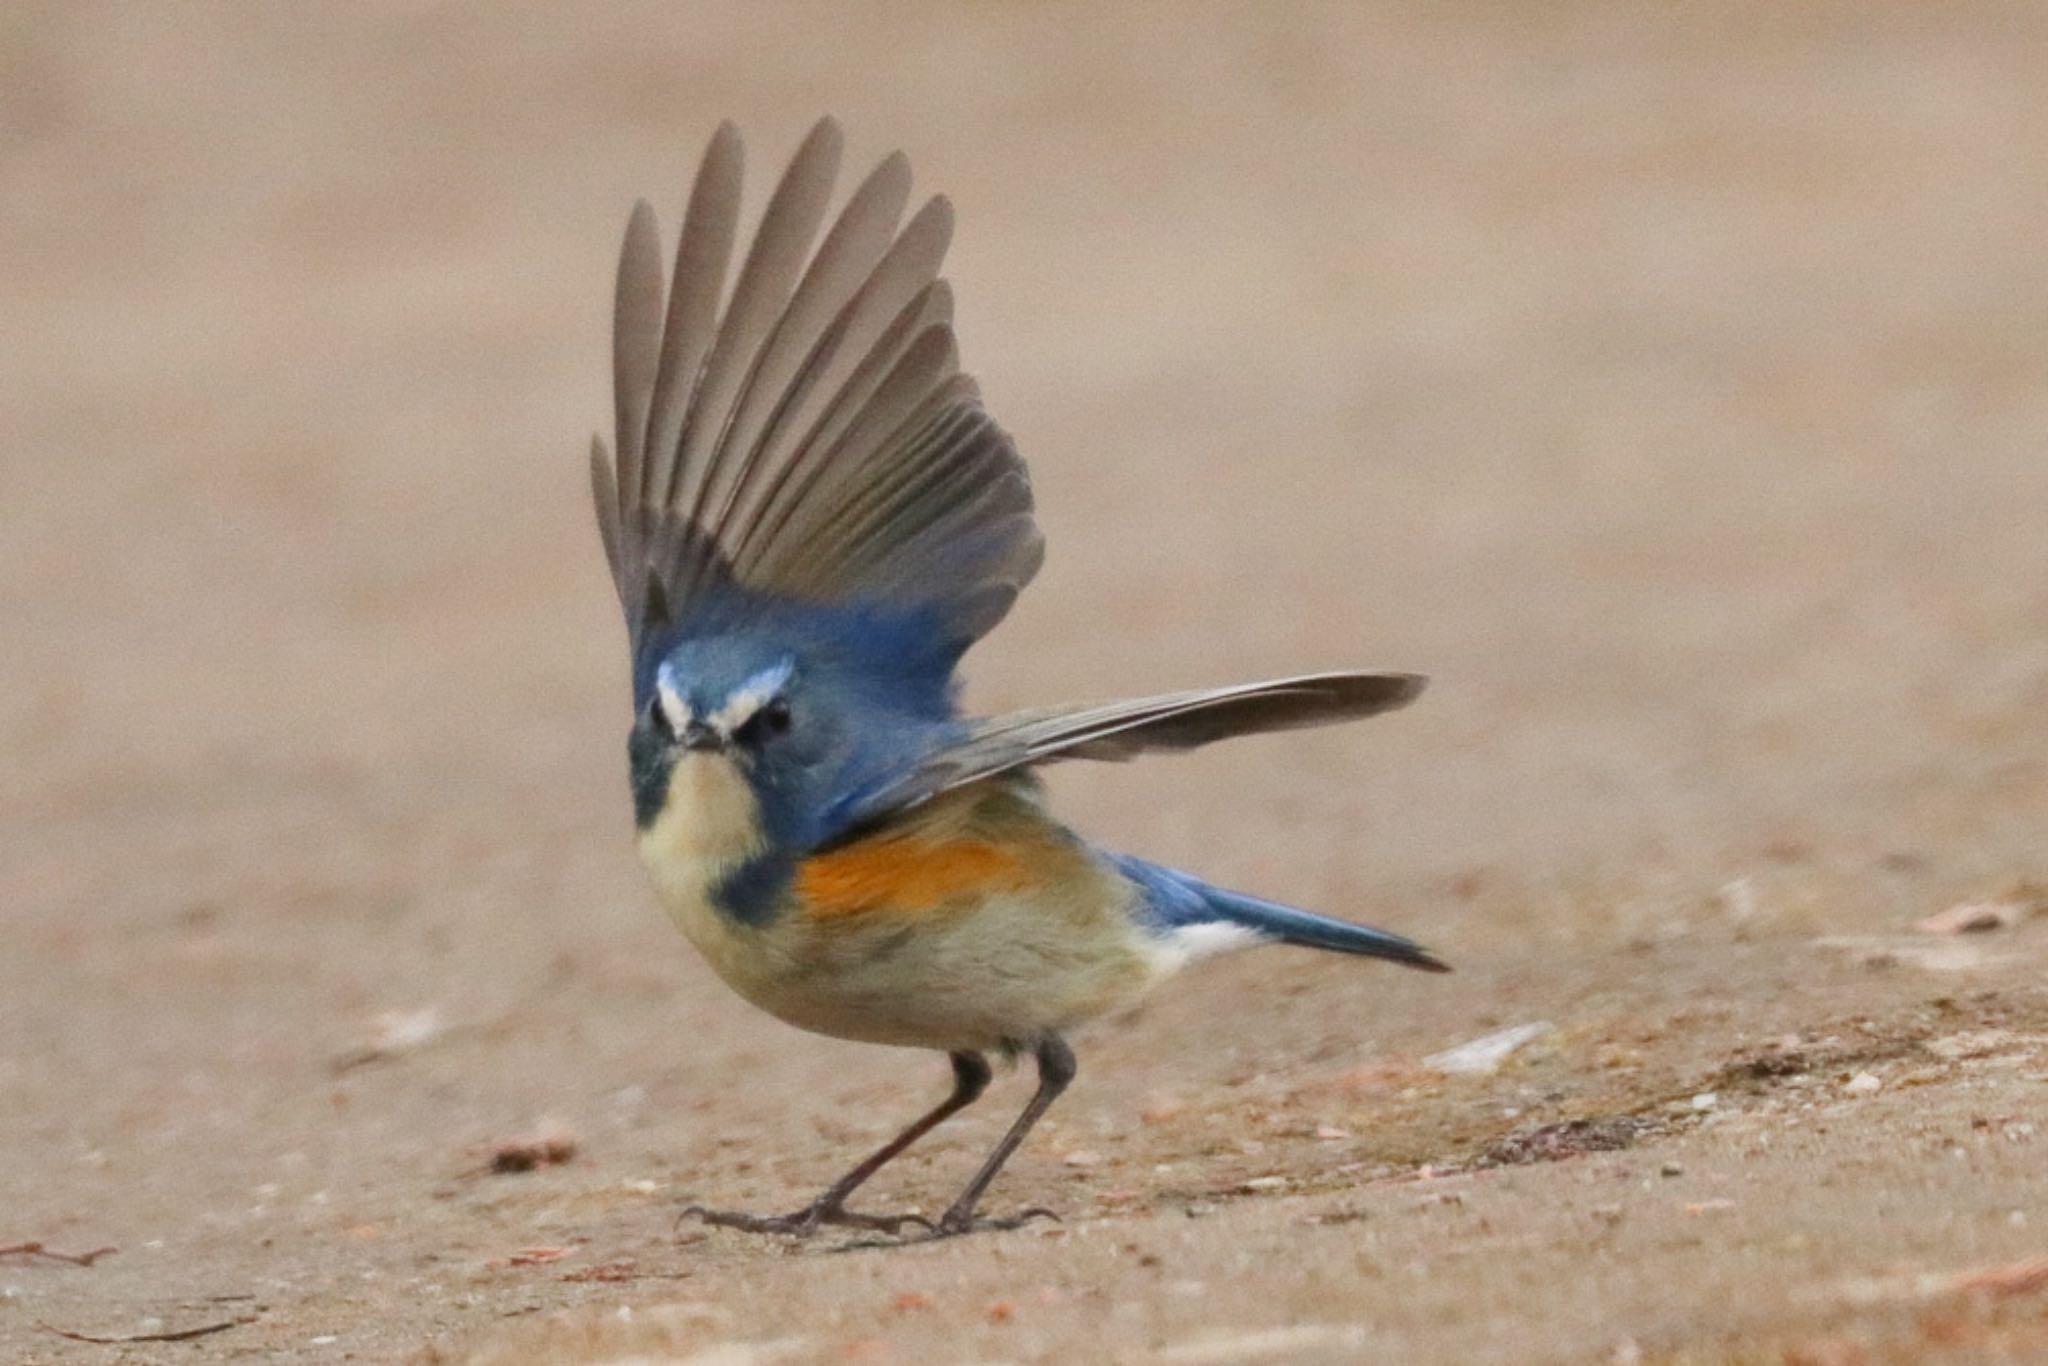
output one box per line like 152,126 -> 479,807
625,602 -> 963,849
627,634 -> 847,841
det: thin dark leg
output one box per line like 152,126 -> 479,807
931,1036 -> 1075,1237
805,1052 -> 992,1214
682,1051 -> 991,1238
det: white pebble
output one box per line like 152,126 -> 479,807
1423,1022 -> 1555,1075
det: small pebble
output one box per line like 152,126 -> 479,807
1660,1161 -> 1685,1178
1423,1021 -> 1554,1075
1915,900 -> 2029,935
1843,1072 -> 1882,1095
491,1130 -> 578,1174
1690,1092 -> 1718,1111
334,1005 -> 446,1072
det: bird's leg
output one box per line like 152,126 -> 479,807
681,1051 -> 991,1238
926,1036 -> 1074,1238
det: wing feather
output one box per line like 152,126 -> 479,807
591,119 -> 1038,683
730,280 -> 954,581
760,197 -> 955,473
708,150 -> 911,536
671,118 -> 843,593
832,673 -> 1427,832
645,121 -> 743,508
610,200 -> 665,539
590,435 -> 622,584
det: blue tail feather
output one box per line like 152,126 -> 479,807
1110,853 -> 1449,973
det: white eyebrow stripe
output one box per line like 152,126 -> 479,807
708,660 -> 794,733
656,678 -> 692,732
652,659 -> 695,732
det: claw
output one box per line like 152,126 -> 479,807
939,1204 -> 1060,1236
677,1204 -> 817,1237
819,1208 -> 934,1237
825,1205 -> 1065,1252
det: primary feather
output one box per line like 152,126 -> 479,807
591,117 -> 1042,704
828,672 -> 1426,835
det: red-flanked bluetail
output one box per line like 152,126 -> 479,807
585,118 -> 1445,1241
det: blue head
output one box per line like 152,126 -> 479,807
627,593 -> 969,849
629,637 -> 805,831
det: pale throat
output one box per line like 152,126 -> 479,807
635,751 -> 767,908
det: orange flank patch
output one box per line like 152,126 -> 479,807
796,836 -> 1041,919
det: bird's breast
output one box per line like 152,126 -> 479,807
633,769 -> 1171,1050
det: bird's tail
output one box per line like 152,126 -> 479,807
1113,854 -> 1450,973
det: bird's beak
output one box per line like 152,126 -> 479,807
679,719 -> 725,752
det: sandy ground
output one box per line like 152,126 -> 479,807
5,3 -> 2048,1362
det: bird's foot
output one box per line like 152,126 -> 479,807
842,1205 -> 1058,1248
676,1201 -> 932,1240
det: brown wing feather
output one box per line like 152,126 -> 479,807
590,118 -> 1039,658
838,673 -> 1427,830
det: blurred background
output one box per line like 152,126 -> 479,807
4,3 -> 2046,1360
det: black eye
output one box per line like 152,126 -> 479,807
647,698 -> 676,741
735,697 -> 792,747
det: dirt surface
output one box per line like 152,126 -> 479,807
6,3 -> 2048,1362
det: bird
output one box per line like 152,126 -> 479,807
586,117 -> 1446,1241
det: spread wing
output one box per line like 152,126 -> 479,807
825,672 -> 1426,837
590,118 -> 1043,698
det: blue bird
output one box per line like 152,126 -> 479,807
587,118 -> 1445,1240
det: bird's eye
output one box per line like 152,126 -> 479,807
734,697 -> 792,747
647,697 -> 676,741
